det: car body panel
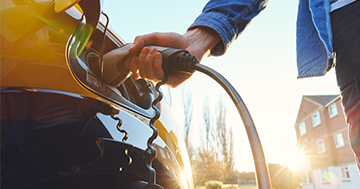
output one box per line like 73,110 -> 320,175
0,1 -> 193,188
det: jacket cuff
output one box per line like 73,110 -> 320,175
188,12 -> 237,56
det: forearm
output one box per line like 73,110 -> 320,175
183,27 -> 221,61
188,0 -> 269,56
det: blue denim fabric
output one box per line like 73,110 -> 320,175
189,0 -> 334,79
296,0 -> 334,79
188,0 -> 268,56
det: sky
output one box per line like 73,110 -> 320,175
103,0 -> 340,172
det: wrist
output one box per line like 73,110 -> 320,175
184,27 -> 221,60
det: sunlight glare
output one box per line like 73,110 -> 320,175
285,147 -> 306,172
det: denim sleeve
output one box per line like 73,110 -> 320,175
189,0 -> 269,56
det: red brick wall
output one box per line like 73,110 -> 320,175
327,100 -> 347,133
331,130 -> 355,165
295,97 -> 355,169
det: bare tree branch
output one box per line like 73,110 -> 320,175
182,87 -> 193,150
202,96 -> 212,150
216,98 -> 234,173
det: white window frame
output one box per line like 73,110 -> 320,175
341,166 -> 351,180
334,133 -> 345,148
312,111 -> 321,127
316,139 -> 326,154
328,103 -> 338,118
299,122 -> 306,136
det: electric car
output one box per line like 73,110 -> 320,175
1,0 -> 192,188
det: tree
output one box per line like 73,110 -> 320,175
215,99 -> 234,174
227,127 -> 235,172
191,147 -> 227,186
202,97 -> 213,151
182,87 -> 193,150
192,97 -> 236,185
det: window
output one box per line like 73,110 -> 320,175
316,139 -> 326,154
341,167 -> 350,180
328,103 -> 338,118
334,133 -> 345,148
312,111 -> 321,127
299,122 -> 306,136
322,169 -> 330,182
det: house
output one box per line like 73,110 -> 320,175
294,95 -> 360,189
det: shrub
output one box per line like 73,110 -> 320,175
205,180 -> 223,189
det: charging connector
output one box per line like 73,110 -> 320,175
101,44 -> 198,87
148,46 -> 198,74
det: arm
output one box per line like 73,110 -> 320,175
190,0 -> 269,56
128,0 -> 268,88
128,27 -> 221,88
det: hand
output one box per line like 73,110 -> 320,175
128,27 -> 221,88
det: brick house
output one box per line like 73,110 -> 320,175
294,95 -> 360,189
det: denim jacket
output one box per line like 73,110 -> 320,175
189,0 -> 334,79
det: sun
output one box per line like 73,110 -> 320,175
285,147 -> 306,172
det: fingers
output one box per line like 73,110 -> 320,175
129,47 -> 164,82
129,47 -> 191,88
128,32 -> 187,54
127,31 -> 192,87
137,47 -> 150,78
143,48 -> 158,80
129,32 -> 159,54
153,52 -> 164,80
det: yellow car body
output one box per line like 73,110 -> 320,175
1,0 -> 192,188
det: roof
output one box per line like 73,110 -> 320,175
294,94 -> 340,127
304,95 -> 339,106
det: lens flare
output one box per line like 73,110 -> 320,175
286,147 -> 306,172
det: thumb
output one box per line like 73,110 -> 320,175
129,33 -> 160,54
128,41 -> 145,54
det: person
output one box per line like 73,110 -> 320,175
127,0 -> 360,170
